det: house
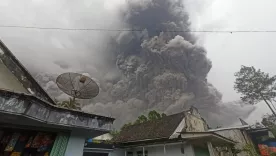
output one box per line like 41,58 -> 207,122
209,125 -> 253,156
84,137 -> 114,156
83,133 -> 114,156
99,107 -> 235,156
209,121 -> 276,155
0,40 -> 115,156
247,127 -> 276,155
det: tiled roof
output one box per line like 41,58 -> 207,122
113,112 -> 185,143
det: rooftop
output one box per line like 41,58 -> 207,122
112,111 -> 185,143
0,39 -> 115,135
0,40 -> 55,103
0,89 -> 114,132
208,125 -> 250,132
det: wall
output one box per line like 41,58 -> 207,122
214,129 -> 251,156
112,143 -> 195,156
109,149 -> 125,156
194,146 -> 210,156
0,60 -> 28,93
171,108 -> 208,139
65,130 -> 86,156
185,113 -> 207,132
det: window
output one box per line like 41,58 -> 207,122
137,150 -> 148,156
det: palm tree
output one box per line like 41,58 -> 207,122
57,98 -> 81,110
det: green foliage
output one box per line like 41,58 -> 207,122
270,152 -> 276,156
120,110 -> 166,131
262,114 -> 276,136
231,146 -> 242,156
134,115 -> 148,124
110,130 -> 120,137
262,114 -> 276,127
148,110 -> 162,120
234,65 -> 276,105
57,98 -> 81,110
243,144 -> 259,156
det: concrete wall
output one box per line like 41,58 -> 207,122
65,131 -> 86,156
111,143 -> 195,156
214,129 -> 251,156
0,60 -> 28,93
171,108 -> 208,139
185,113 -> 207,132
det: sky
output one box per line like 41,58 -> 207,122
197,0 -> 276,122
0,0 -> 275,123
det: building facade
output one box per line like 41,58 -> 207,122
0,40 -> 114,156
103,107 -> 235,156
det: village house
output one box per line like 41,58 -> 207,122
209,125 -> 254,156
209,120 -> 276,156
84,107 -> 236,156
84,109 -> 276,156
0,40 -> 115,156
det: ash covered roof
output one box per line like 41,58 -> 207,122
0,40 -> 55,103
113,111 -> 185,143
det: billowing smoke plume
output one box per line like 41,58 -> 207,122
80,0 -> 255,127
31,0 -> 255,128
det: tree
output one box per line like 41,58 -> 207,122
110,130 -> 120,137
234,65 -> 276,116
262,114 -> 276,136
57,98 -> 81,110
134,115 -> 148,124
121,110 -> 166,130
148,110 -> 162,120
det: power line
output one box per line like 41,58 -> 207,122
0,25 -> 276,33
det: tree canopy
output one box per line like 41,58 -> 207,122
234,65 -> 276,116
110,110 -> 166,137
56,98 -> 81,110
122,110 -> 166,130
262,114 -> 276,136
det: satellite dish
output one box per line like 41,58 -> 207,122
56,72 -> 99,100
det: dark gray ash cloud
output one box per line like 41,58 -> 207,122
0,0 -> 255,128
80,0 -> 254,128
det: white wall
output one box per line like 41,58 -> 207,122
112,143 -> 195,156
65,131 -> 86,156
0,60 -> 28,93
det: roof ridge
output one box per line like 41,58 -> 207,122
113,111 -> 186,143
0,40 -> 55,104
125,111 -> 186,128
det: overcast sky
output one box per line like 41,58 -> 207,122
0,0 -> 275,123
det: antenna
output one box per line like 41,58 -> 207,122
56,72 -> 99,102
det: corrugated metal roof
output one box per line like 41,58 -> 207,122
208,125 -> 250,132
